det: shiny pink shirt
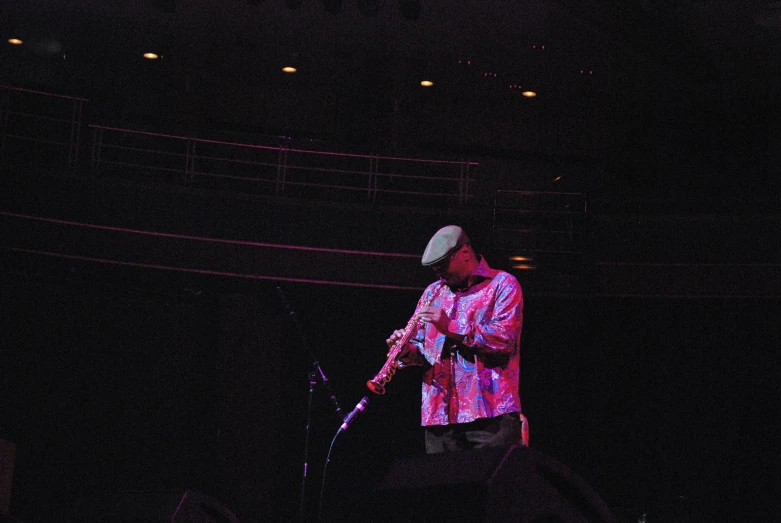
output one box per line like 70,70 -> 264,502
410,258 -> 523,426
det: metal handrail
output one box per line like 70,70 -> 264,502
0,85 -> 88,101
0,83 -> 477,205
88,124 -> 477,203
1,85 -> 86,168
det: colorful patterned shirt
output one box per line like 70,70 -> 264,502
409,257 -> 523,426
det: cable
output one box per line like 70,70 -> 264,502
316,427 -> 343,523
316,396 -> 369,521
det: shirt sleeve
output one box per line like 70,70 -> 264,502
400,326 -> 427,367
447,274 -> 523,355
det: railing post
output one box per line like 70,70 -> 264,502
368,154 -> 378,203
68,98 -> 84,171
185,137 -> 196,184
90,127 -> 103,175
276,146 -> 288,195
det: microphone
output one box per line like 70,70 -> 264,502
340,396 -> 369,431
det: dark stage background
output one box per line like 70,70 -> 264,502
1,269 -> 779,522
2,2 -> 781,518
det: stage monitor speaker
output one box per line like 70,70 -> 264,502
0,440 -> 14,514
373,445 -> 615,523
73,490 -> 239,523
171,491 -> 239,523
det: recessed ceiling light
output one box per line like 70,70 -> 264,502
420,80 -> 434,87
8,38 -> 23,45
522,91 -> 537,97
143,52 -> 159,59
282,66 -> 297,73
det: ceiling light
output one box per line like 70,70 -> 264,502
144,52 -> 159,59
509,256 -> 533,262
282,66 -> 297,73
420,80 -> 433,87
8,38 -> 23,45
522,91 -> 537,97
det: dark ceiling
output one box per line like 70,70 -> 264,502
3,0 -> 781,201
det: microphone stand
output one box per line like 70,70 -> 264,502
276,286 -> 345,523
300,369 -> 317,523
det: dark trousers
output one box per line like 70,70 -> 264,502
424,412 -> 521,454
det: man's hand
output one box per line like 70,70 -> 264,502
386,329 -> 406,348
386,328 -> 420,367
416,306 -> 452,337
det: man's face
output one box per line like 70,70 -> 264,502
431,246 -> 467,287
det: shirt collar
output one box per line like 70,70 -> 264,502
472,256 -> 494,279
454,256 -> 496,292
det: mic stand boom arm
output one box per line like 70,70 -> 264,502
276,286 -> 345,523
276,286 -> 344,419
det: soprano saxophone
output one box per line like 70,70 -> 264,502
367,280 -> 445,395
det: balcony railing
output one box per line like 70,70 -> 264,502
0,85 -> 87,169
88,125 -> 477,205
490,190 -> 589,291
0,85 -> 477,207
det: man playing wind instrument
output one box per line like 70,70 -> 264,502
386,225 -> 525,454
